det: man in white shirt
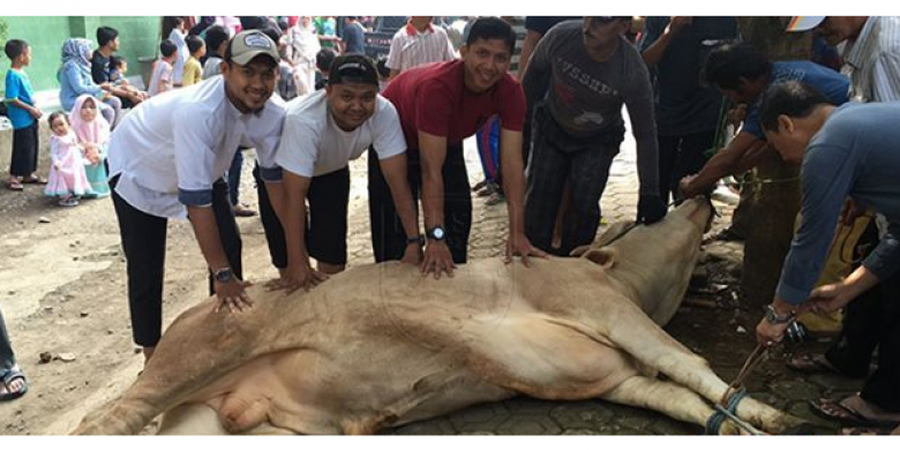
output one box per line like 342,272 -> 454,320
108,30 -> 285,362
268,54 -> 421,291
386,16 -> 457,80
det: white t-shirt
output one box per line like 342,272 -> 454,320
169,29 -> 188,85
108,76 -> 286,219
275,90 -> 407,178
147,60 -> 173,97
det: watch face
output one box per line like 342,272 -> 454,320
433,227 -> 445,240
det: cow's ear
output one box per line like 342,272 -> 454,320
582,247 -> 616,269
569,245 -> 593,257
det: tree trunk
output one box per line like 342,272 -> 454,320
735,17 -> 810,308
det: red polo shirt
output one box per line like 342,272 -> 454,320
382,60 -> 526,152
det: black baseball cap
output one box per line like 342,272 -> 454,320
328,54 -> 379,86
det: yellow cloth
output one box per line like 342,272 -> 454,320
794,214 -> 872,334
182,57 -> 203,87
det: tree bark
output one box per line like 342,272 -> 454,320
735,17 -> 810,308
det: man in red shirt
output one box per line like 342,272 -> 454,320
369,17 -> 546,278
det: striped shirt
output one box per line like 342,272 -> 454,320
386,23 -> 456,73
842,16 -> 900,102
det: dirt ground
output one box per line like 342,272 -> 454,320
0,140 -> 860,436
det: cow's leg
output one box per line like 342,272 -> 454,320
600,375 -> 750,435
569,300 -> 803,433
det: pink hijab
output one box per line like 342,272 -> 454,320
69,94 -> 111,146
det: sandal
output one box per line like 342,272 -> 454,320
21,175 -> 47,185
5,180 -> 24,191
787,353 -> 842,375
809,397 -> 900,428
0,366 -> 28,402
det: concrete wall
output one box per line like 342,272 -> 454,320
1,16 -> 161,94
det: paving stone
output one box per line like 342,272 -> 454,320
496,415 -> 562,435
807,373 -> 866,392
769,380 -> 824,401
549,402 -> 614,429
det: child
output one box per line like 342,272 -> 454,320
201,25 -> 230,80
277,36 -> 300,100
45,112 -> 91,207
70,94 -> 111,198
147,40 -> 178,96
4,39 -> 44,191
314,48 -> 336,91
181,35 -> 205,87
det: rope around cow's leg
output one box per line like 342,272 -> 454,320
704,388 -> 763,435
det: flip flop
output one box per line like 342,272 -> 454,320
21,176 -> 47,185
5,181 -> 24,191
0,367 -> 28,402
809,398 -> 900,428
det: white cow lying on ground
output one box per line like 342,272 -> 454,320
73,199 -> 808,435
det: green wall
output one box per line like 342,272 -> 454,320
1,16 -> 160,93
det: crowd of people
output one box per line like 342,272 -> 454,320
2,15 -> 900,436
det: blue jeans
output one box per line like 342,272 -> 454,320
0,303 -> 17,374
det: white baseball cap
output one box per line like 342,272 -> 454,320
786,17 -> 827,32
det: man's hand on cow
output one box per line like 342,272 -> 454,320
214,279 -> 254,314
270,260 -> 329,293
401,242 -> 424,265
679,175 -> 700,199
637,194 -> 667,224
422,241 -> 456,279
505,232 -> 548,267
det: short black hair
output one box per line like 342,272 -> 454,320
703,42 -> 772,91
277,17 -> 290,32
186,35 -> 205,54
316,48 -> 337,73
759,80 -> 832,132
375,57 -> 390,79
48,111 -> 69,127
260,26 -> 282,46
160,39 -> 178,58
96,26 -> 119,48
204,26 -> 230,57
110,55 -> 126,68
465,17 -> 516,54
329,54 -> 379,86
4,39 -> 28,60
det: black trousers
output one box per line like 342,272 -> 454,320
111,177 -> 241,347
820,226 -> 900,412
657,131 -> 716,204
9,123 -> 39,177
253,164 -> 352,268
368,145 -> 472,264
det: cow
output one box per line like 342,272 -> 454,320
72,198 -> 808,435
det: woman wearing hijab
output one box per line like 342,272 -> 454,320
69,94 -> 111,198
58,38 -> 122,128
286,16 -> 321,94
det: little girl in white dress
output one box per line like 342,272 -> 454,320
44,111 -> 92,206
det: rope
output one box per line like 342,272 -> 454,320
705,344 -> 769,435
706,388 -> 756,435
725,175 -> 801,187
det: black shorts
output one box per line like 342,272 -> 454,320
307,166 -> 350,265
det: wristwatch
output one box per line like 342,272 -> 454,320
764,304 -> 796,325
427,226 -> 446,241
213,267 -> 234,283
406,234 -> 425,246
